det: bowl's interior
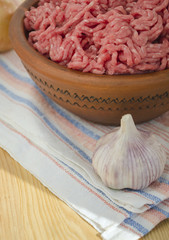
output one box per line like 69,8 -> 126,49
10,0 -> 169,89
9,0 -> 169,125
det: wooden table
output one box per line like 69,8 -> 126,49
0,147 -> 169,240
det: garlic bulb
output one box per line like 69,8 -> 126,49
0,0 -> 24,52
92,114 -> 167,190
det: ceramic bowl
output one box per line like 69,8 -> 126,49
9,0 -> 169,125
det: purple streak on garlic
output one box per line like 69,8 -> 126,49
92,114 -> 167,190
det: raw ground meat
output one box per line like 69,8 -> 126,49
24,0 -> 169,75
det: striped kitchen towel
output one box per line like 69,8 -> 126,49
0,50 -> 169,239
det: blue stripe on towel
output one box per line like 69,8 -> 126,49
158,177 -> 169,185
0,83 -> 91,163
123,218 -> 149,235
130,190 -> 161,204
0,59 -> 100,140
153,206 -> 169,217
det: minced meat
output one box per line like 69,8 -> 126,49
24,0 -> 169,75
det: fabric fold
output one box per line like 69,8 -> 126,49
0,50 -> 169,239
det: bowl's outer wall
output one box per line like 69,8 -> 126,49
9,0 -> 169,125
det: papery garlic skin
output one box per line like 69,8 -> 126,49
92,114 -> 167,190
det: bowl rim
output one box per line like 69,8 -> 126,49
9,0 -> 169,88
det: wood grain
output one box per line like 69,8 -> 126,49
0,147 -> 169,240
